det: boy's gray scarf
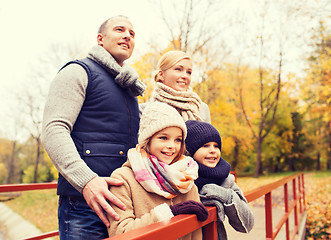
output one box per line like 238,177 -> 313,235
87,45 -> 146,97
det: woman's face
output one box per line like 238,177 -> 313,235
160,58 -> 192,91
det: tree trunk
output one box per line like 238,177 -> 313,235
316,152 -> 321,171
33,138 -> 41,183
288,157 -> 295,172
254,137 -> 262,178
6,141 -> 16,184
231,138 -> 239,171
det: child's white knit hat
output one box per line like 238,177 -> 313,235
138,102 -> 187,144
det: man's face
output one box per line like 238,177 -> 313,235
97,17 -> 135,66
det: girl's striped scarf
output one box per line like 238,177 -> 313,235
128,147 -> 199,199
152,82 -> 203,121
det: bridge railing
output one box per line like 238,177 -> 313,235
0,172 -> 305,240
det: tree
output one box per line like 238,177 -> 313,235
132,52 -> 159,103
12,42 -> 86,182
302,22 -> 331,170
152,0 -> 231,82
194,63 -> 255,171
236,0 -> 309,177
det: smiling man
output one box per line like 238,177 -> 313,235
41,16 -> 146,240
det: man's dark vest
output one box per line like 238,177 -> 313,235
57,58 -> 139,197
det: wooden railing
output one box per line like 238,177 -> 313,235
0,182 -> 59,240
106,172 -> 306,240
0,172 -> 305,240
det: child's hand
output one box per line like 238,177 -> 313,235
170,200 -> 209,221
200,184 -> 233,204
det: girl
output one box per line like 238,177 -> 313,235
107,102 -> 208,239
185,120 -> 254,240
140,50 -> 211,123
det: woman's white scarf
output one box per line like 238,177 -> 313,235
128,147 -> 199,199
152,82 -> 203,121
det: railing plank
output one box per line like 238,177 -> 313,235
244,173 -> 302,202
24,230 -> 59,240
0,182 -> 57,192
107,207 -> 217,240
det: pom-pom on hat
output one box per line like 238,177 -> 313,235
185,120 -> 222,157
138,102 -> 187,144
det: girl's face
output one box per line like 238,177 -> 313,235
193,142 -> 221,168
160,58 -> 192,91
149,127 -> 183,164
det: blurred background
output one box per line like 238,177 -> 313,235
0,0 -> 330,184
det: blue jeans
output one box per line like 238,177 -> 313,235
58,196 -> 108,240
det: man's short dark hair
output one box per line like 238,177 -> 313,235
98,15 -> 129,35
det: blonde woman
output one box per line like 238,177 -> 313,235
141,50 -> 211,123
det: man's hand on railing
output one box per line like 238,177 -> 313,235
170,200 -> 209,221
82,176 -> 126,227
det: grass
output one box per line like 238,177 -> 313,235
2,171 -> 330,239
4,189 -> 58,233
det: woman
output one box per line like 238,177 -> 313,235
141,50 -> 211,123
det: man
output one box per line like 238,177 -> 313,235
41,15 -> 145,239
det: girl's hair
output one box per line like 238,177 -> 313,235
139,129 -> 186,164
154,50 -> 191,82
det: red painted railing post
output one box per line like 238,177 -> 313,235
292,178 -> 298,235
301,174 -> 306,211
298,176 -> 303,214
203,219 -> 218,240
284,183 -> 290,240
265,192 -> 273,240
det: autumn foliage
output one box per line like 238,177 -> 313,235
304,172 -> 331,239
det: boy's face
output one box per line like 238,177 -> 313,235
193,142 -> 221,168
149,127 -> 183,165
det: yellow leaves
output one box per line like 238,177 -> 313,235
0,138 -> 13,160
304,173 -> 331,239
131,52 -> 158,103
238,173 -> 331,239
0,163 -> 8,183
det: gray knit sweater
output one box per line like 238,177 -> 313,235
42,63 -> 94,193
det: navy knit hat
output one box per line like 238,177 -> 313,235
185,120 -> 222,157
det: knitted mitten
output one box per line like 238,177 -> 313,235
170,200 -> 209,221
200,184 -> 233,204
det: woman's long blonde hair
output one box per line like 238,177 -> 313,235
154,50 -> 191,82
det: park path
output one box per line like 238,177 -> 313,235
0,202 -> 47,240
225,185 -> 307,240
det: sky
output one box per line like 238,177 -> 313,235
0,0 -> 168,139
0,0 -> 163,86
0,0 -> 329,140
0,0 -> 243,140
